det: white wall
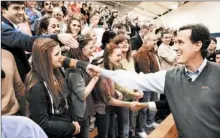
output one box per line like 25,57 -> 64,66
158,2 -> 220,33
157,2 -> 220,49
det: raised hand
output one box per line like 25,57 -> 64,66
86,64 -> 102,77
58,34 -> 79,49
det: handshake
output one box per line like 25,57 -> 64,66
128,101 -> 149,112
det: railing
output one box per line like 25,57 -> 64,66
148,114 -> 178,138
89,114 -> 178,138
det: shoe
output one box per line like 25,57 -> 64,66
137,132 -> 148,138
145,122 -> 159,128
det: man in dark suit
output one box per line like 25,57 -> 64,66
131,24 -> 149,54
1,1 -> 79,81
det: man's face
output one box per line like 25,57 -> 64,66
207,40 -> 217,54
161,33 -> 171,45
2,3 -> 25,24
26,1 -> 35,8
174,29 -> 202,64
216,54 -> 220,64
144,34 -> 157,50
44,1 -> 53,12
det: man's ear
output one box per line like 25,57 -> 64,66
1,8 -> 7,15
194,41 -> 202,52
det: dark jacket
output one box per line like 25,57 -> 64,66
27,80 -> 77,138
65,68 -> 95,119
207,52 -> 216,62
131,33 -> 143,51
1,16 -> 59,81
134,46 -> 160,73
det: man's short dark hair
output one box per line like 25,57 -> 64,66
112,24 -> 122,29
1,1 -> 25,10
216,49 -> 220,55
179,24 -> 211,58
161,31 -> 170,38
140,24 -> 149,30
211,37 -> 217,44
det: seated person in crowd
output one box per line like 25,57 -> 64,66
215,49 -> 220,64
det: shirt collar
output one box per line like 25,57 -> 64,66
185,58 -> 207,74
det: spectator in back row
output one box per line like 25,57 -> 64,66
215,49 -> 220,64
36,17 -> 60,35
207,37 -> 217,62
131,24 -> 149,53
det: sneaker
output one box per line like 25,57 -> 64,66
145,122 -> 159,128
137,132 -> 148,138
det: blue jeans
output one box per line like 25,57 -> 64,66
136,91 -> 158,132
115,107 -> 131,138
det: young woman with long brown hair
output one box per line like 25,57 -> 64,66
94,43 -> 142,138
25,38 -> 80,138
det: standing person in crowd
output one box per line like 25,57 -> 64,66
52,7 -> 67,33
25,1 -> 42,35
134,33 -> 160,138
113,35 -> 143,138
36,17 -> 60,35
1,1 -> 78,81
80,3 -> 90,24
107,10 -> 118,29
34,1 -> 54,33
85,24 -> 220,138
66,17 -> 81,38
131,24 -> 149,53
1,49 -> 27,116
101,31 -> 116,50
93,43 -> 141,138
158,31 -> 177,70
215,49 -> 220,64
207,37 -> 217,62
25,38 -> 80,138
65,35 -> 98,138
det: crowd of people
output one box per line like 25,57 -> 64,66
1,1 -> 220,138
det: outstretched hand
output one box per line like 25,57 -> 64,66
129,101 -> 149,111
58,34 -> 79,49
86,64 -> 102,77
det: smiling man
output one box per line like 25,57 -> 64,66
1,1 -> 78,81
81,24 -> 220,138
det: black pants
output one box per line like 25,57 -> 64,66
96,107 -> 115,138
75,117 -> 90,138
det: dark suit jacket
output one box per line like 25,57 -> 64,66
131,33 -> 143,51
134,46 -> 160,73
1,16 -> 59,81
